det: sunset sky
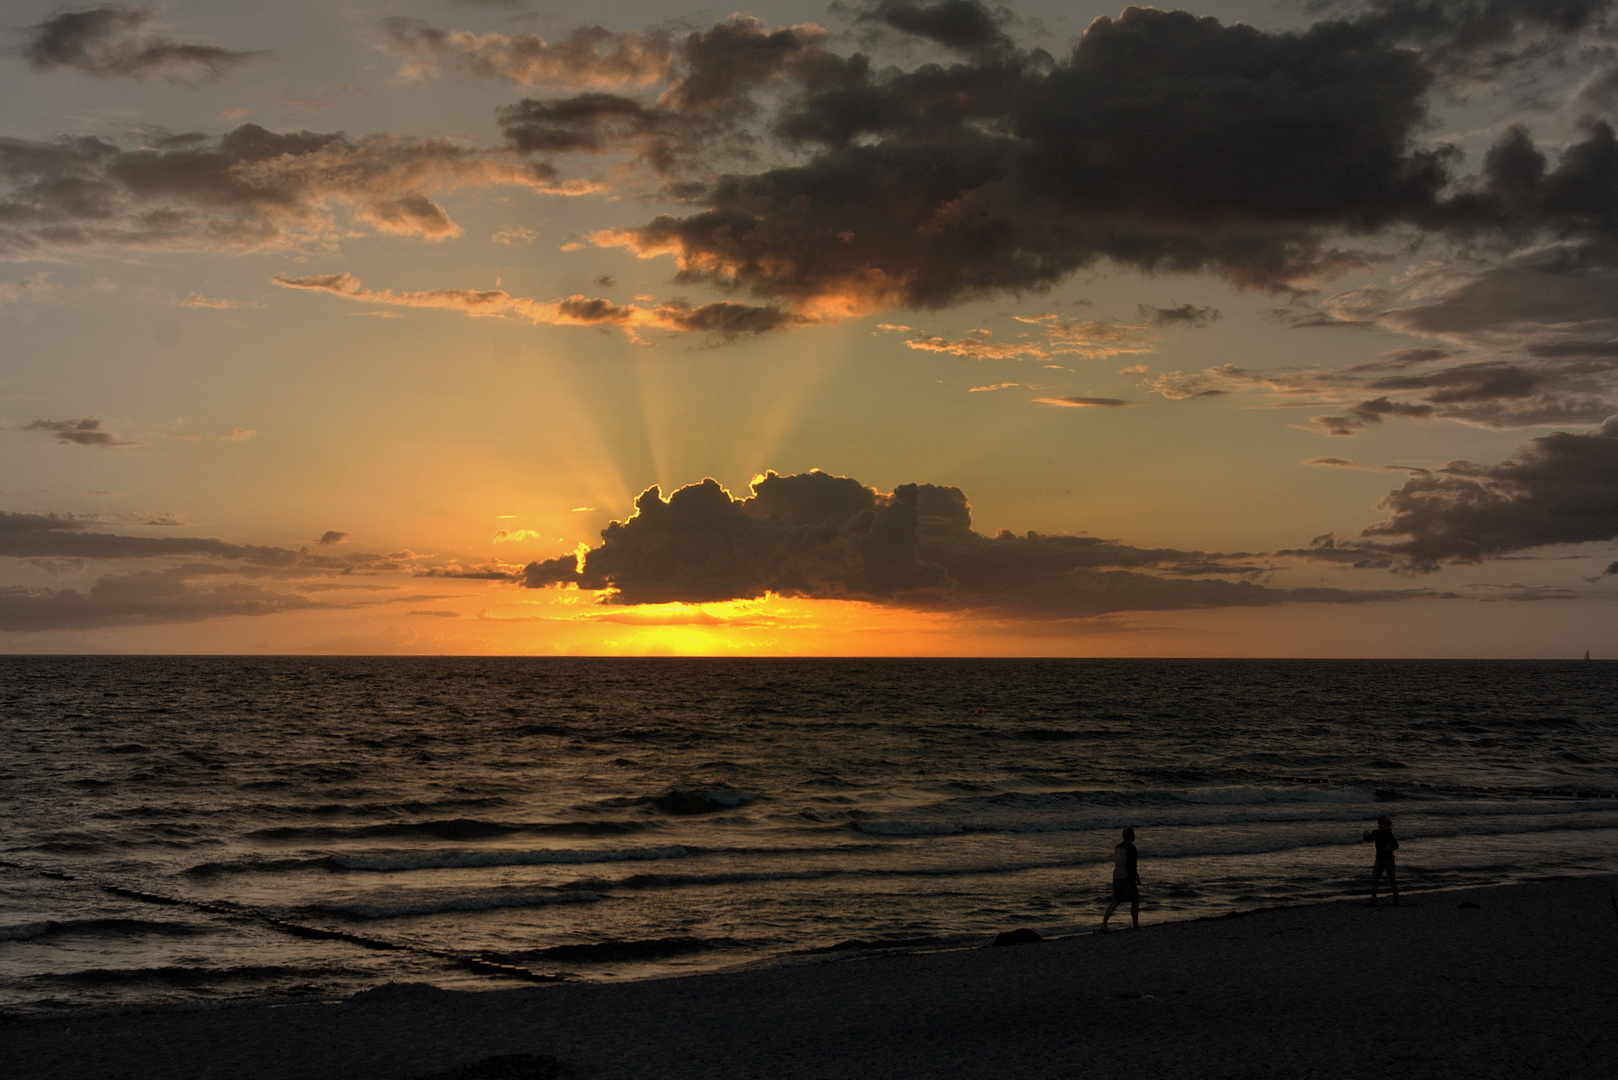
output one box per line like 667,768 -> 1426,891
3,0 -> 1617,656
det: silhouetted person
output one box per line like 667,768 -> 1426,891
1362,815 -> 1399,906
1100,827 -> 1140,931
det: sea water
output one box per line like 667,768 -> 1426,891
2,656 -> 1614,1015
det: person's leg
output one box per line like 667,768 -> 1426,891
1388,864 -> 1399,905
1369,862 -> 1385,905
1129,897 -> 1139,929
1101,897 -> 1120,929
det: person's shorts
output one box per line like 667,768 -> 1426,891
1111,880 -> 1140,903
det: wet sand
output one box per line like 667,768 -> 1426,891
8,875 -> 1617,1080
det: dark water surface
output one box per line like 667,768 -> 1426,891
2,657 -> 1615,1014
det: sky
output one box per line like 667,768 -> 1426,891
2,0 -> 1617,657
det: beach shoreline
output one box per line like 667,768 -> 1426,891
9,874 -> 1617,1079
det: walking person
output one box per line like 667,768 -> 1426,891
1362,815 -> 1400,906
1100,827 -> 1141,932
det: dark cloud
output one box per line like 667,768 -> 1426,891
0,511 -> 294,563
22,6 -> 265,82
1304,395 -> 1438,434
1306,414 -> 1368,437
498,93 -> 667,154
318,530 -> 349,546
0,513 -> 445,629
0,124 -> 559,256
1156,332 -> 1618,431
520,470 -> 1415,617
1605,560 -> 1618,574
1140,303 -> 1221,327
551,1 -> 1618,328
1353,395 -> 1439,419
651,299 -> 805,336
493,18 -> 844,177
272,270 -> 805,341
1289,417 -> 1618,570
0,513 -> 424,577
22,417 -> 144,447
15,0 -> 1618,362
1458,582 -> 1581,602
1351,0 -> 1617,84
660,16 -> 833,115
1367,365 -> 1541,405
855,0 -> 1016,55
1347,348 -> 1454,372
419,567 -> 520,580
0,568 -> 319,632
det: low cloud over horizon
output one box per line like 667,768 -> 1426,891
8,422 -> 1618,632
0,512 -> 421,631
520,469 -> 1424,618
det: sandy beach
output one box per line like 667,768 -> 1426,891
8,875 -> 1616,1080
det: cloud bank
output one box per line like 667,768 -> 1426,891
520,470 -> 1414,617
0,512 -> 426,631
1292,417 -> 1618,570
482,1 -> 1618,320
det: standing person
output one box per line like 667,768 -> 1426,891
1362,815 -> 1400,906
1100,827 -> 1141,932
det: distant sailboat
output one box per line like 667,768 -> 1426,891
1586,650 -> 1592,660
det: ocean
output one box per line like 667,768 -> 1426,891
2,656 -> 1614,1016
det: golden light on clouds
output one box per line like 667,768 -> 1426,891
5,0 -> 1618,657
1034,396 -> 1130,408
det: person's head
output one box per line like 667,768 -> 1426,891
1376,815 -> 1392,829
1122,827 -> 1135,842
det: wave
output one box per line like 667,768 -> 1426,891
653,787 -> 759,815
247,818 -> 650,842
503,936 -> 729,964
800,935 -> 944,954
586,787 -> 762,816
853,821 -> 967,836
581,869 -> 835,890
0,918 -> 206,943
965,785 -> 1384,810
249,795 -> 512,819
183,855 -> 331,877
333,845 -> 690,872
511,724 -> 575,737
1004,728 -> 1108,741
183,845 -> 691,877
845,785 -> 1390,836
304,888 -> 602,920
28,964 -> 325,986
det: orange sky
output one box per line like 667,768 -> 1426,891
2,0 -> 1616,656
